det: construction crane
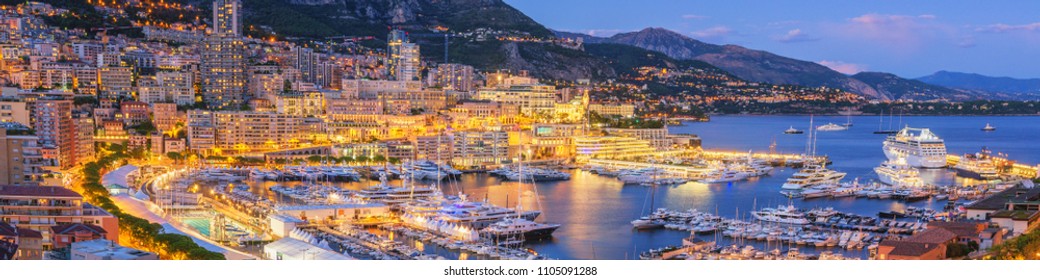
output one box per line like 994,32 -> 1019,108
408,33 -> 461,64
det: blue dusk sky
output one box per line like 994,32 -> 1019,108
504,0 -> 1040,79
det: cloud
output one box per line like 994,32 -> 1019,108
976,22 -> 1040,33
690,26 -> 733,41
564,29 -> 629,37
681,14 -> 709,20
818,60 -> 867,75
773,29 -> 818,43
830,13 -> 948,51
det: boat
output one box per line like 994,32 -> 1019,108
432,195 -> 542,229
873,109 -> 898,134
780,165 -> 846,190
981,123 -> 996,132
784,126 -> 804,134
954,150 -> 999,180
700,168 -> 749,184
841,114 -> 853,127
882,127 -> 947,168
816,123 -> 848,132
481,218 -> 560,243
874,160 -> 924,187
750,205 -> 810,225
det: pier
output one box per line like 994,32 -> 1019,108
946,155 -> 1039,179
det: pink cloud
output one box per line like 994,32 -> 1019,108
818,60 -> 867,75
831,13 -> 948,52
977,22 -> 1040,33
681,14 -> 709,20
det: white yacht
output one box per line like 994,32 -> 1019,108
434,197 -> 541,229
954,152 -> 999,180
700,169 -> 749,184
751,205 -> 811,225
816,123 -> 848,131
883,127 -> 947,168
780,165 -> 846,190
874,160 -> 924,187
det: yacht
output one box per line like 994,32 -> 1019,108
780,165 -> 846,190
954,152 -> 999,180
874,160 -> 924,187
883,127 -> 947,168
700,168 -> 749,184
816,123 -> 848,132
784,126 -> 804,134
631,208 -> 668,229
481,218 -> 560,242
434,198 -> 541,229
751,205 -> 810,225
981,123 -> 996,132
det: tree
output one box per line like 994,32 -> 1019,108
355,155 -> 369,163
166,152 -> 184,162
306,155 -> 324,164
388,157 -> 401,164
372,155 -> 386,162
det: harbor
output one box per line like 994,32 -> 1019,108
133,116 -> 1040,260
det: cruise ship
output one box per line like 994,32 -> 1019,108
882,127 -> 947,168
780,165 -> 846,190
874,160 -> 924,187
954,152 -> 999,180
751,205 -> 811,225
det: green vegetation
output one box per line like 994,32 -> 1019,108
988,229 -> 1040,260
589,111 -> 664,129
946,241 -> 978,259
80,143 -> 224,260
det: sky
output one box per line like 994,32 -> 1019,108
503,0 -> 1040,79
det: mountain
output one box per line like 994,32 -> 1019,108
241,0 -> 554,38
917,71 -> 1040,95
851,72 -> 969,101
557,28 -> 890,100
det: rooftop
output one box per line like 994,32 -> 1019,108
70,239 -> 157,260
51,223 -> 107,235
0,185 -> 81,198
263,238 -> 352,260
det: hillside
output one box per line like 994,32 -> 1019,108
851,72 -> 968,101
918,71 -> 1040,96
557,28 -> 892,100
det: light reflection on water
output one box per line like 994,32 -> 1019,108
207,116 -> 1039,260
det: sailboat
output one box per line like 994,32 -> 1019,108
873,109 -> 897,135
482,127 -> 559,245
841,113 -> 853,127
631,160 -> 667,229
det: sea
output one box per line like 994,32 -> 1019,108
228,116 -> 1040,260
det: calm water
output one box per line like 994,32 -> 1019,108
231,116 -> 1040,260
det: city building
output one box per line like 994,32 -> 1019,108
120,101 -> 150,126
573,136 -> 659,163
477,84 -> 557,114
33,99 -> 79,169
0,185 -> 119,255
201,0 -> 247,108
387,30 -> 420,81
589,103 -> 636,118
152,103 -> 179,132
605,127 -> 673,149
0,101 -> 29,127
451,130 -> 510,169
97,66 -> 134,99
0,126 -> 51,185
435,63 -> 475,92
